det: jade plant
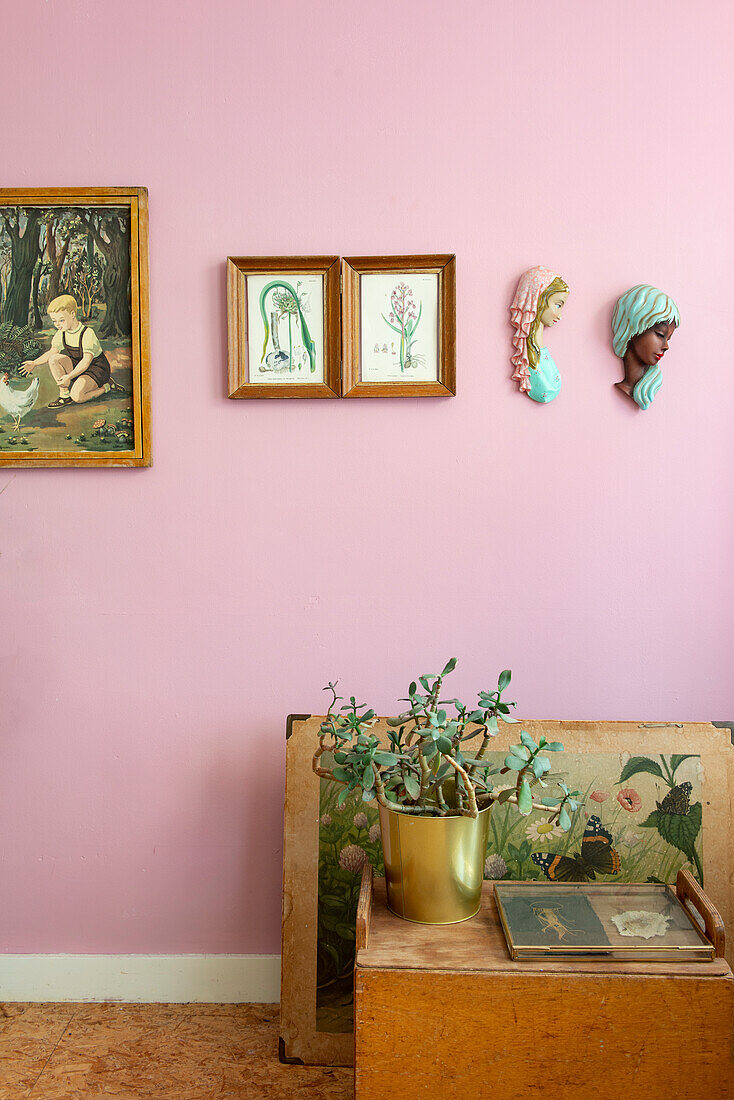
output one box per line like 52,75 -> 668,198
313,658 -> 580,826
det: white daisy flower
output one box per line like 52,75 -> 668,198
525,818 -> 564,843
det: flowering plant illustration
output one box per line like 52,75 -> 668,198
258,279 -> 315,373
620,754 -> 703,881
382,282 -> 422,370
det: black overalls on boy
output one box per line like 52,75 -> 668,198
63,326 -> 111,390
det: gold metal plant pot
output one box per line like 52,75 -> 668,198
378,803 -> 492,924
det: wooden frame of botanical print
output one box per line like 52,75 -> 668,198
281,714 -> 734,1067
341,253 -> 456,398
0,187 -> 151,468
227,256 -> 341,399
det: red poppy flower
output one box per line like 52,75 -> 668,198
617,788 -> 642,812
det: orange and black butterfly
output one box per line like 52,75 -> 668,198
532,815 -> 621,882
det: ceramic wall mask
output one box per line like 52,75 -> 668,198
510,266 -> 569,404
611,284 -> 680,410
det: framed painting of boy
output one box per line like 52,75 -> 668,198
0,187 -> 151,467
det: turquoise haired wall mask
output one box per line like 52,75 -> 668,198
611,285 -> 680,410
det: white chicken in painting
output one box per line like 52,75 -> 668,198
0,372 -> 40,434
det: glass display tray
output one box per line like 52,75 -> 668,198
493,882 -> 715,961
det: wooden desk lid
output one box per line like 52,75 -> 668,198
357,878 -> 731,979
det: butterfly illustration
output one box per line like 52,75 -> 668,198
657,781 -> 692,815
532,815 -> 621,882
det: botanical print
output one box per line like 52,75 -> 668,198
360,272 -> 438,383
245,273 -> 324,383
484,752 -> 702,885
315,750 -> 703,1034
0,205 -> 135,455
383,283 -> 422,371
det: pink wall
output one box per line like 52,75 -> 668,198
1,0 -> 732,953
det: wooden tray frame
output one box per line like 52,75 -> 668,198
281,716 -> 734,1067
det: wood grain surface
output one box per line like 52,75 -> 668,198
355,881 -> 734,1099
0,1002 -> 352,1099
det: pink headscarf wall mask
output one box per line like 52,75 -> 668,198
510,266 -> 559,393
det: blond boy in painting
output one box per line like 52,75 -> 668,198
19,294 -> 125,407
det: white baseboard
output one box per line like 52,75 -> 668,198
0,954 -> 281,1003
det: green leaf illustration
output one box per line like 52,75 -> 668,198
618,756 -> 664,784
657,802 -> 702,861
640,801 -> 702,865
670,754 -> 696,776
639,810 -> 661,829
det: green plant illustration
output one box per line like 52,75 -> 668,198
620,754 -> 703,882
381,282 -> 422,371
0,321 -> 40,375
258,280 -> 315,373
317,767 -> 384,1033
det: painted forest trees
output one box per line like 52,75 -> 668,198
1,209 -> 43,328
0,206 -> 131,335
79,211 -> 131,337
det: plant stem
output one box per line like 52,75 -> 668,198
660,755 -> 675,786
312,737 -> 348,783
417,743 -> 430,805
444,756 -> 478,817
691,844 -> 703,883
371,763 -> 420,813
435,784 -> 449,815
496,791 -> 560,818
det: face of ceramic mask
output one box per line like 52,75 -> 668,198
538,291 -> 568,329
630,320 -> 676,367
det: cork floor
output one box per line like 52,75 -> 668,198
0,1003 -> 353,1099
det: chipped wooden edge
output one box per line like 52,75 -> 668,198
356,864 -> 374,950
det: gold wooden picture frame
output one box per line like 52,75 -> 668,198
227,256 -> 341,399
341,254 -> 456,398
0,187 -> 151,468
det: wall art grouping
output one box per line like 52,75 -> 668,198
0,188 -> 151,469
226,254 -> 456,399
511,267 -> 680,411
